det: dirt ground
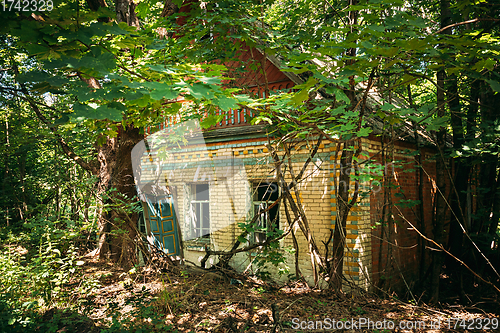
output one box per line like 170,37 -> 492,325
69,256 -> 500,333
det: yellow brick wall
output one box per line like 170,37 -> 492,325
138,137 -> 377,290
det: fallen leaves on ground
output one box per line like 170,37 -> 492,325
62,257 -> 500,333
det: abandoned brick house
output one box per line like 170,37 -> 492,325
132,42 -> 440,294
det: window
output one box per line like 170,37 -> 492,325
252,182 -> 279,244
189,184 -> 210,242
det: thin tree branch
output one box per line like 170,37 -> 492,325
434,18 -> 500,34
11,61 -> 98,175
395,205 -> 500,295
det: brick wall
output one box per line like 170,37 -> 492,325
138,132 -> 438,292
368,139 -> 439,295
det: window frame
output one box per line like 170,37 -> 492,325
251,181 -> 280,244
188,183 -> 211,243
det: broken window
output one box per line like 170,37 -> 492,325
138,208 -> 146,234
189,183 -> 210,242
252,182 -> 279,244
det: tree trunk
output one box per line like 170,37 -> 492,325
430,0 -> 452,304
432,74 -> 447,303
474,81 -> 499,234
80,0 -> 145,267
97,125 -> 143,267
331,141 -> 354,291
3,109 -> 10,226
115,0 -> 140,27
446,73 -> 469,270
489,173 -> 500,236
376,130 -> 395,291
408,85 -> 427,287
330,0 -> 359,293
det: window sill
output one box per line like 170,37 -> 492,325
184,240 -> 211,252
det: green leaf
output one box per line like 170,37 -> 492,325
253,116 -> 272,125
356,127 -> 372,137
200,115 -> 223,129
486,79 -> 500,93
16,70 -> 50,83
380,103 -> 396,111
148,64 -> 178,74
72,103 -> 123,122
187,83 -> 213,99
200,76 -> 222,85
234,94 -> 254,104
136,1 -> 150,17
329,105 -> 347,116
290,88 -> 309,106
23,43 -> 50,57
166,102 -> 182,115
327,88 -> 349,104
53,114 -> 71,125
216,96 -> 238,111
425,116 -> 448,131
313,72 -> 336,85
143,82 -> 178,100
366,24 -> 386,32
484,59 -> 496,71
360,41 -> 374,49
288,77 -> 318,106
130,94 -> 150,107
338,69 -> 357,77
406,38 -> 427,51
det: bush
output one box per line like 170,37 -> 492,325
0,216 -> 94,332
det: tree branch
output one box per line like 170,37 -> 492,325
395,205 -> 500,295
11,62 -> 98,175
434,18 -> 500,34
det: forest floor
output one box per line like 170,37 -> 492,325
46,255 -> 500,333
